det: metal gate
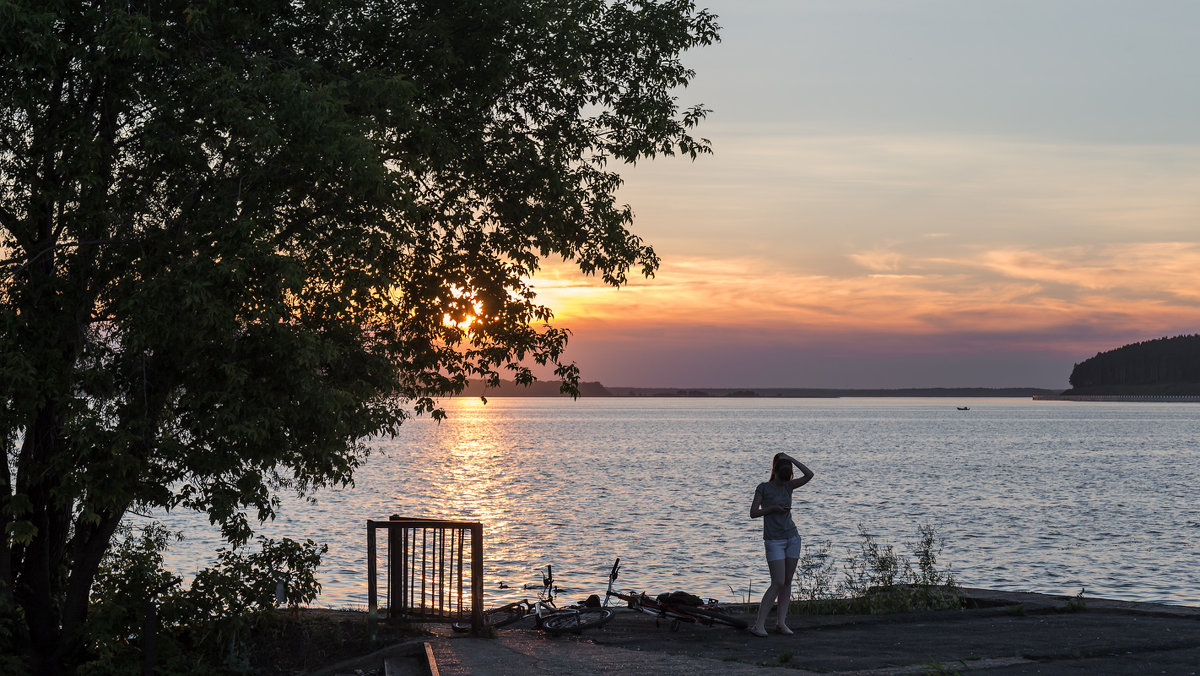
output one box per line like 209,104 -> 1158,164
366,516 -> 484,630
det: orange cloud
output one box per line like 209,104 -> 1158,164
849,249 -> 905,272
531,242 -> 1200,349
976,243 -> 1200,301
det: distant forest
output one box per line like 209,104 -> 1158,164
1066,334 -> 1200,395
461,380 -> 613,397
462,381 -> 1058,398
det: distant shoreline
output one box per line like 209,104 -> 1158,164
612,386 -> 1060,398
1034,393 -> 1200,402
463,381 -> 1061,398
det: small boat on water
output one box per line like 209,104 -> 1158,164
957,406 -> 970,410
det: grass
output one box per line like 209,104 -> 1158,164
920,659 -> 965,675
728,581 -> 754,607
791,524 -> 964,616
1063,588 -> 1087,613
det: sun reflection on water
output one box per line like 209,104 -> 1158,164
157,398 -> 1200,610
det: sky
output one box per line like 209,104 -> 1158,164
530,0 -> 1200,390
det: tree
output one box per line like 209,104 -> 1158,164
1067,334 -> 1200,392
0,0 -> 718,671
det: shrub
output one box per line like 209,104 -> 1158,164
82,524 -> 327,674
792,523 -> 962,615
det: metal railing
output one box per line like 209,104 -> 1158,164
366,516 -> 484,630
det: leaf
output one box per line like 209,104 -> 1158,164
2,0 -> 718,667
6,520 -> 38,546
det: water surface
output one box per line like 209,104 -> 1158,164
155,397 -> 1200,608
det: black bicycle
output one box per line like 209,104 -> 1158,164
453,564 -> 615,635
603,558 -> 749,630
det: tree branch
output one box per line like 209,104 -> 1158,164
1,240 -> 132,279
0,206 -> 20,235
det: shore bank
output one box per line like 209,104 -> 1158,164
309,588 -> 1200,675
1033,393 -> 1200,402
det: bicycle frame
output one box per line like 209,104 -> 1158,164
603,558 -> 748,629
516,564 -> 559,627
455,563 -> 615,634
603,558 -> 698,625
523,564 -> 614,634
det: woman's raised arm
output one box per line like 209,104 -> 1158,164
779,454 -> 814,490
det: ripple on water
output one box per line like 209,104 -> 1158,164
157,398 -> 1200,608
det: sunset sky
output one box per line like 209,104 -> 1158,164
532,0 -> 1200,389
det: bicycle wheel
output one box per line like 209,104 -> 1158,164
541,608 -> 615,635
673,605 -> 750,629
451,602 -> 530,632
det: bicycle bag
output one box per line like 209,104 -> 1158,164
657,591 -> 704,606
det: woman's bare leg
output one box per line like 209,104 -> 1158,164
751,558 -> 787,635
775,556 -> 799,633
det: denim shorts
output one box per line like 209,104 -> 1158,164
764,534 -> 802,561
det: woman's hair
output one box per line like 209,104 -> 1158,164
770,456 -> 793,482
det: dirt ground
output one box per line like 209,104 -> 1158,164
305,589 -> 1200,675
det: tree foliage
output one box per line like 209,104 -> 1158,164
0,0 -> 718,670
1067,334 -> 1200,393
84,525 -> 325,674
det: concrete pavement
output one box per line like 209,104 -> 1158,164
314,589 -> 1200,675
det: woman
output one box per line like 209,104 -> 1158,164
748,452 -> 814,636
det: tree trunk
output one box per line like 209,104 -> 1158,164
17,406 -> 68,675
58,512 -> 126,670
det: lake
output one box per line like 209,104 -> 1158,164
154,397 -> 1200,609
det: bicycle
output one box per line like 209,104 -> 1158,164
453,564 -> 615,635
603,560 -> 695,629
603,558 -> 749,630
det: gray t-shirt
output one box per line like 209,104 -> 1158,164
756,481 -> 799,540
